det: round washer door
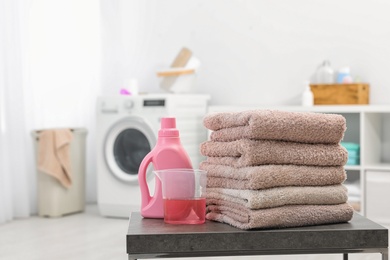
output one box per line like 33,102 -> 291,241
104,116 -> 156,184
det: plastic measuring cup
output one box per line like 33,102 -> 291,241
154,169 -> 207,224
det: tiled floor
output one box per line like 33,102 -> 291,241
0,205 -> 387,260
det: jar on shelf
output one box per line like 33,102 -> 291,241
313,60 -> 334,84
337,67 -> 353,83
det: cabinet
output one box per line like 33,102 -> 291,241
208,105 -> 390,224
366,170 -> 390,224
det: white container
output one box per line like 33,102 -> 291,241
157,56 -> 201,93
125,78 -> 139,96
301,81 -> 314,106
314,60 -> 334,84
158,68 -> 197,93
31,128 -> 87,217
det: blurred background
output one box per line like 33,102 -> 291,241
1,1 -> 390,259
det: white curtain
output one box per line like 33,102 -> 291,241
0,0 -> 33,223
0,0 -> 101,224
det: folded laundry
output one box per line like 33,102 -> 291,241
201,139 -> 348,167
204,110 -> 346,144
206,185 -> 348,209
206,202 -> 353,230
200,162 -> 346,189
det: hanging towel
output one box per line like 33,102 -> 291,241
206,203 -> 353,230
206,185 -> 348,209
200,162 -> 346,189
200,139 -> 348,167
38,129 -> 73,188
204,110 -> 346,144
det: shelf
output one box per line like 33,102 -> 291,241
345,165 -> 361,171
364,164 -> 390,171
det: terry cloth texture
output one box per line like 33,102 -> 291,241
38,129 -> 73,188
204,110 -> 346,144
199,162 -> 346,189
206,203 -> 354,230
205,185 -> 348,209
201,109 -> 351,230
200,139 -> 348,167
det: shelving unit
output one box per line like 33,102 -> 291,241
208,105 -> 390,224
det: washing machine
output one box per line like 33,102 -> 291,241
96,94 -> 210,218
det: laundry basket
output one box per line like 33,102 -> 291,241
31,128 -> 87,217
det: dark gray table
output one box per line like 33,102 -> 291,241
127,212 -> 388,260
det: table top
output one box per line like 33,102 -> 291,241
127,212 -> 388,259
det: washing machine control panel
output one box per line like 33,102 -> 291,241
114,98 -> 168,117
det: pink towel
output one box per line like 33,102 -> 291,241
206,185 -> 348,209
204,110 -> 346,144
200,162 -> 346,189
200,139 -> 348,167
37,129 -> 73,188
206,202 -> 353,230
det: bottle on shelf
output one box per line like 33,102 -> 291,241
337,67 -> 353,83
302,81 -> 314,106
313,60 -> 334,84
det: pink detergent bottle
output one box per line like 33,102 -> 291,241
138,117 -> 193,218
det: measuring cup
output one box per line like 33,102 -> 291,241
154,169 -> 207,224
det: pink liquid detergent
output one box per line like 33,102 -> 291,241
138,118 -> 193,219
163,198 -> 206,224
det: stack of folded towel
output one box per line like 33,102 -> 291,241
200,109 -> 354,230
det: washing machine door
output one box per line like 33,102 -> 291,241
105,116 -> 156,184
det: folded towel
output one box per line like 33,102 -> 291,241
206,203 -> 353,230
206,185 -> 348,209
201,139 -> 348,167
38,129 -> 73,188
200,162 -> 346,189
204,110 -> 346,144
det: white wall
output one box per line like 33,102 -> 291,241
101,0 -> 390,106
28,0 -> 101,203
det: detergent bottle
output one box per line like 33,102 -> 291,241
138,117 -> 193,218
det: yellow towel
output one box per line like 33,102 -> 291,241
37,129 -> 73,188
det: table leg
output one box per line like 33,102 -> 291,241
343,253 -> 348,260
383,250 -> 388,260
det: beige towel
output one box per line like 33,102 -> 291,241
201,139 -> 348,167
200,162 -> 346,189
206,185 -> 348,209
38,129 -> 73,188
206,203 -> 353,230
204,110 -> 346,144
